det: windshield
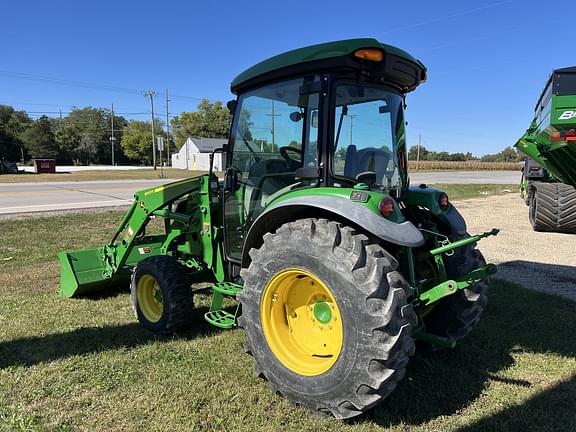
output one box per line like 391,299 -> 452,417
333,83 -> 404,190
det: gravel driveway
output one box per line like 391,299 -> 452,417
455,193 -> 576,301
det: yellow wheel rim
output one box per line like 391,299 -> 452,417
136,274 -> 164,323
260,268 -> 343,376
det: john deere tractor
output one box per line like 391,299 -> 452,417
59,39 -> 497,419
516,66 -> 576,233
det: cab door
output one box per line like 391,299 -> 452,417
223,77 -> 320,262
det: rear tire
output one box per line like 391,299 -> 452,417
424,238 -> 488,342
238,218 -> 416,419
529,182 -> 576,233
131,256 -> 193,335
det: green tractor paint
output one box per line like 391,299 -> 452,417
59,38 -> 498,419
515,66 -> 576,233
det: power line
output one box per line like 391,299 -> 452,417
0,69 -> 142,95
0,69 -> 211,102
381,0 -> 513,34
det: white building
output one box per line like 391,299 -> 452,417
171,137 -> 227,171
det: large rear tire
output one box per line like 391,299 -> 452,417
131,256 -> 193,335
238,218 -> 416,419
424,238 -> 488,342
529,183 -> 576,233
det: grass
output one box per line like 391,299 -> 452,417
1,212 -> 575,431
432,184 -> 519,201
408,161 -> 523,171
0,168 -> 201,183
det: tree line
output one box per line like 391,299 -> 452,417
0,99 -> 231,165
407,145 -> 523,163
2,100 -> 523,165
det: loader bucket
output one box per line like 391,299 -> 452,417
59,248 -> 130,298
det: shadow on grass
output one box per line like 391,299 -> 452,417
364,262 -> 576,430
0,306 -> 221,369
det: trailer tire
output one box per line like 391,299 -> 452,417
529,183 -> 576,233
131,255 -> 193,335
424,238 -> 488,342
238,218 -> 416,419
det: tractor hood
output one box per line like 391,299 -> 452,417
231,38 -> 427,94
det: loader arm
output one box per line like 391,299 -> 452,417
58,174 -> 223,298
102,175 -> 210,278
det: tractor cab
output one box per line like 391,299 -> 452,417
223,39 -> 427,260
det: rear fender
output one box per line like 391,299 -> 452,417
241,195 -> 424,267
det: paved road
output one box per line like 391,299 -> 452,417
0,180 -> 172,215
0,171 -> 520,215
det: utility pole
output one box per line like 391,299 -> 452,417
416,134 -> 421,171
165,89 -> 170,166
349,114 -> 357,145
265,100 -> 280,150
59,110 -> 63,131
144,91 -> 158,169
110,103 -> 115,166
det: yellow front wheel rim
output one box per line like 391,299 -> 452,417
137,274 -> 164,323
260,268 -> 343,376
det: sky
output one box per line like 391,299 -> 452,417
1,0 -> 575,156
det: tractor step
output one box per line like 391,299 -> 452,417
204,310 -> 237,329
211,281 -> 243,296
203,281 -> 243,329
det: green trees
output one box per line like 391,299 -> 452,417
0,105 -> 32,161
408,145 -> 474,162
57,107 -> 127,164
20,116 -> 59,158
171,99 -> 231,148
121,120 -> 165,164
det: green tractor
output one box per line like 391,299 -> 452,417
59,38 -> 498,419
516,66 -> 576,233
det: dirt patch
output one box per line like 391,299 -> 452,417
455,194 -> 576,301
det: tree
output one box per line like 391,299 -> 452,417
480,146 -> 522,163
408,144 -> 429,161
0,105 -> 32,161
56,107 -> 127,164
171,99 -> 231,148
20,116 -> 59,158
121,120 -> 165,164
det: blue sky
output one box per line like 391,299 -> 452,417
1,0 -> 574,156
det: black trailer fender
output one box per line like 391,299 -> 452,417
241,195 -> 424,267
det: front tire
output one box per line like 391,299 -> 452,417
238,219 -> 416,419
131,255 -> 193,334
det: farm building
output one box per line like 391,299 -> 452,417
171,137 -> 227,171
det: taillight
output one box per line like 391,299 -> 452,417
378,197 -> 395,217
439,193 -> 450,210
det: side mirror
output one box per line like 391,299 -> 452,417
227,100 -> 237,115
224,167 -> 239,192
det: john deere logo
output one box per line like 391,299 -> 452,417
559,110 -> 576,120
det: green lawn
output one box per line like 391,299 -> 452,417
0,211 -> 574,431
432,184 -> 519,201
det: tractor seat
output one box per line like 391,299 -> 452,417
343,145 -> 391,181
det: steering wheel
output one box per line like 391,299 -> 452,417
279,146 -> 302,170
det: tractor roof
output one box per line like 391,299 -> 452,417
230,38 -> 426,94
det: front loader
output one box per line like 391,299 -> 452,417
59,38 -> 498,419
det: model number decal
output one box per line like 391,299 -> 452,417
559,110 -> 576,120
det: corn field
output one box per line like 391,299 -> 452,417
408,161 -> 522,171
